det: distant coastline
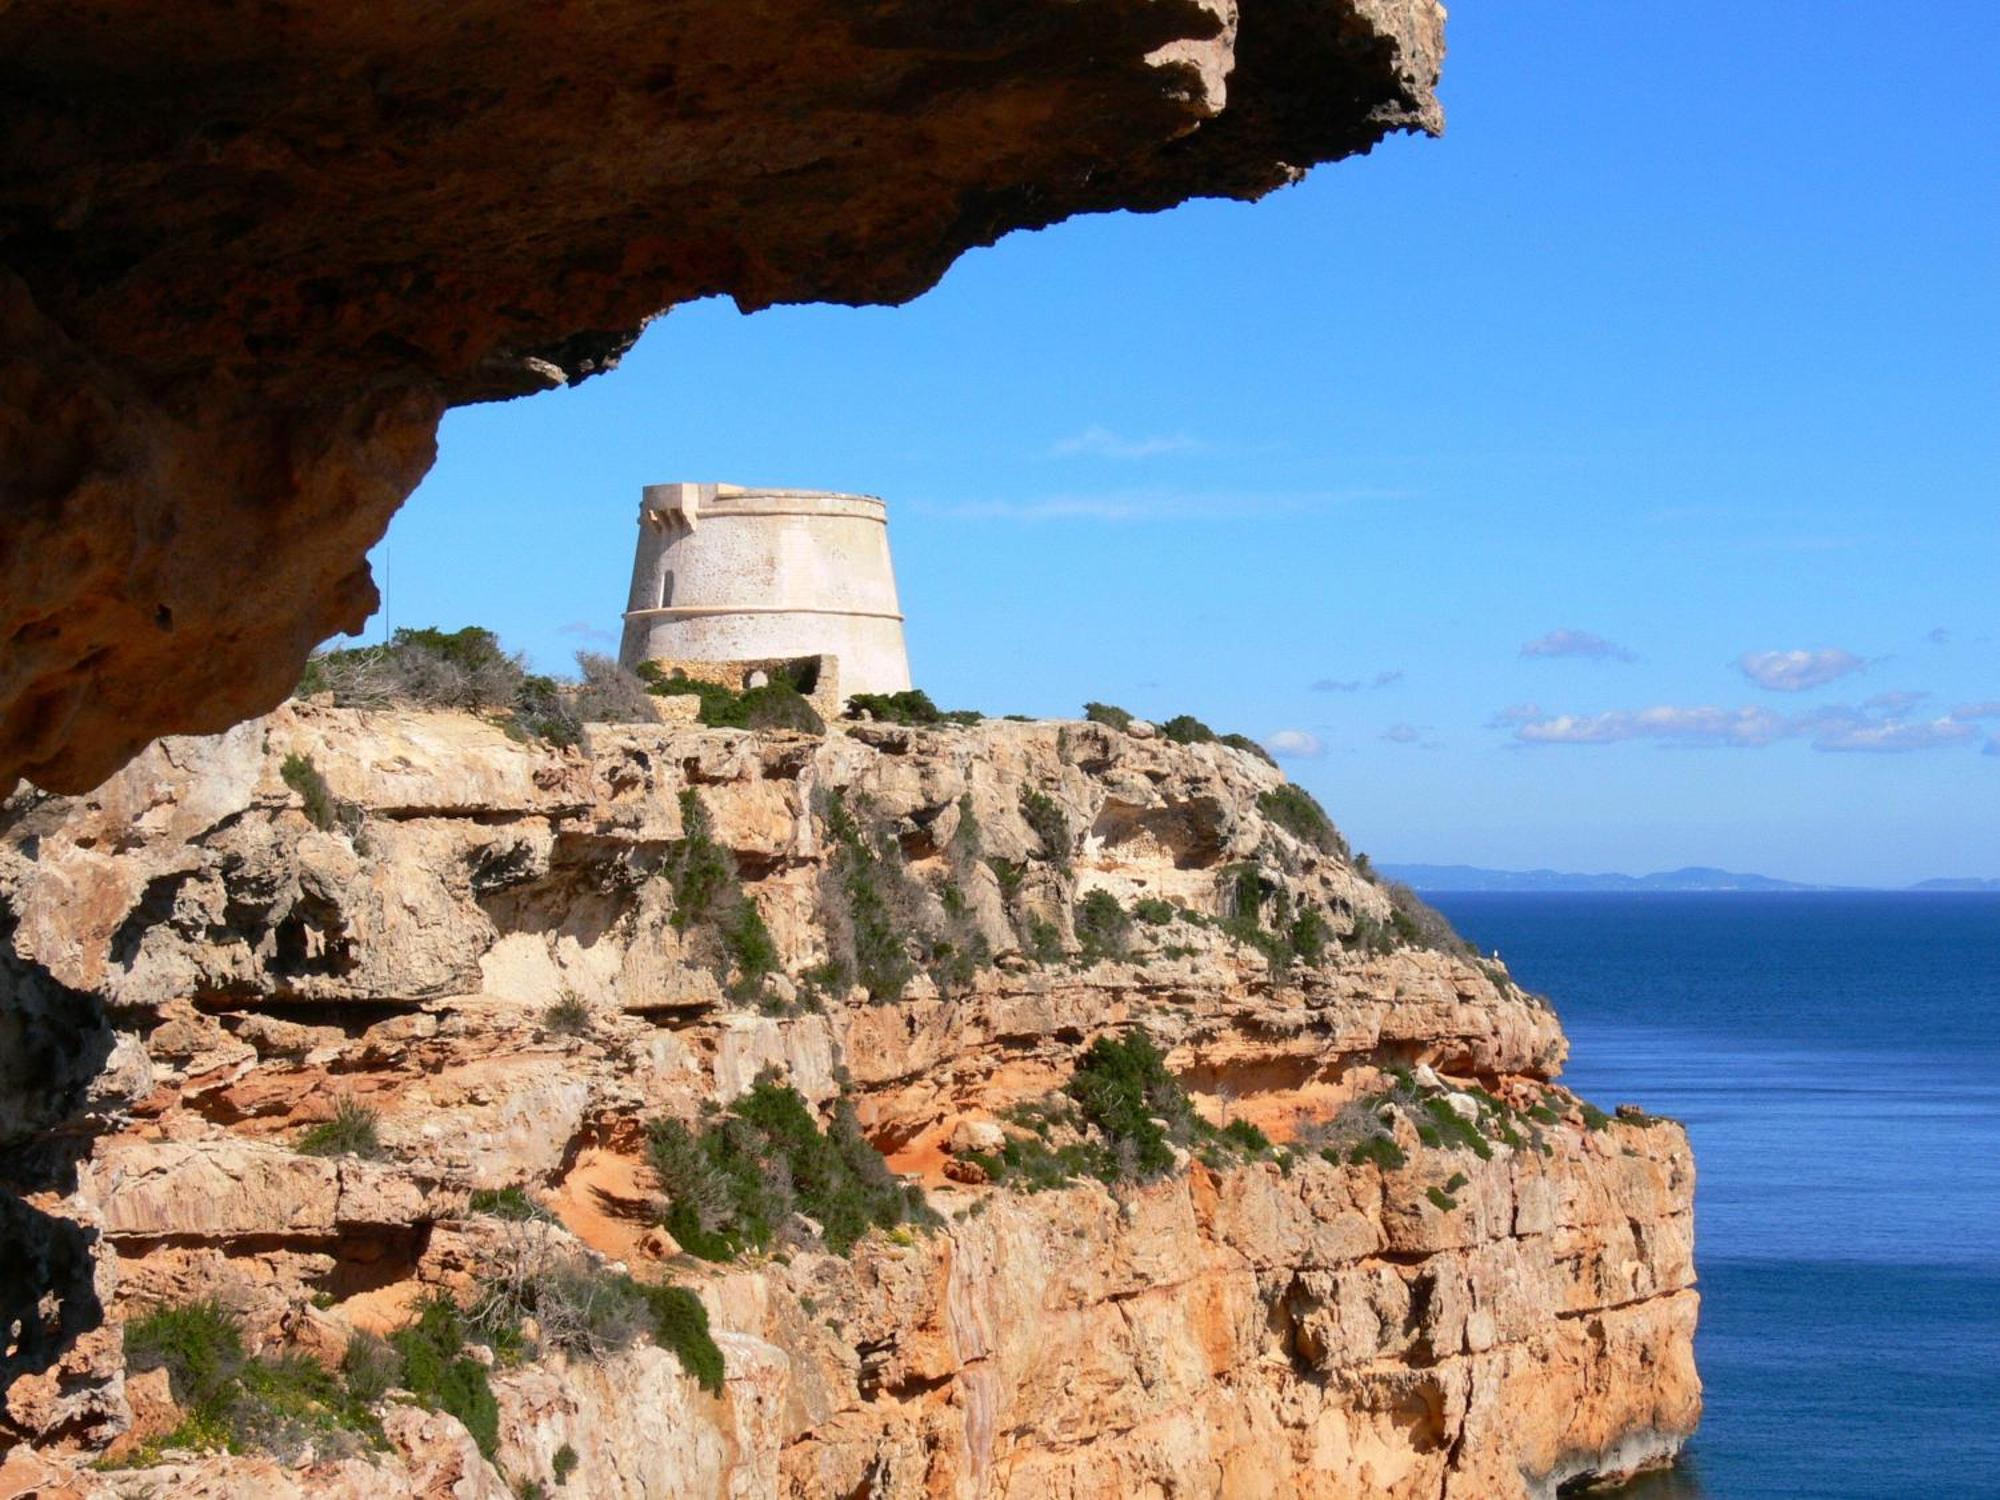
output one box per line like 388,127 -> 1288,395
1381,863 -> 2000,894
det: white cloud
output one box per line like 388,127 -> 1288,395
1050,425 -> 1203,460
1264,729 -> 1325,759
1952,701 -> 2000,721
1380,723 -> 1430,746
1736,647 -> 1865,692
1521,628 -> 1636,662
1504,698 -> 1983,754
1514,705 -> 1789,748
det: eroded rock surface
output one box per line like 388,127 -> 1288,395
0,708 -> 1697,1495
0,0 -> 1443,792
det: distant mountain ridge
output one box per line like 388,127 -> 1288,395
1381,864 -> 2000,893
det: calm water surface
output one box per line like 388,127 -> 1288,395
1429,893 -> 2000,1500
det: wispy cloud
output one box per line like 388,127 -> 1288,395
1050,425 -> 1204,460
1504,698 -> 1980,754
1380,722 -> 1439,748
558,620 -> 617,646
1265,728 -> 1325,759
1736,647 -> 1865,692
1486,702 -> 1544,728
1952,702 -> 2000,722
1310,669 -> 1404,693
1521,628 -> 1636,663
1928,627 -> 1952,646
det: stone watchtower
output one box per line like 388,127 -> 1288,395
617,483 -> 912,701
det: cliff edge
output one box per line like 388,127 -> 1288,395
0,706 -> 1698,1497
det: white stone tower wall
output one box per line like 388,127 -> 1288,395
619,483 -> 912,698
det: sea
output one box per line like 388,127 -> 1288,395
1427,892 -> 2000,1500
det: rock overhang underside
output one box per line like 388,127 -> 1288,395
0,0 -> 1443,793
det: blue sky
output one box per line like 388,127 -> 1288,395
371,3 -> 1997,887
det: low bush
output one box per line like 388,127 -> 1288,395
1083,702 -> 1133,731
280,753 -> 340,833
660,789 -> 780,1001
295,1098 -> 385,1160
1159,714 -> 1216,745
1132,897 -> 1178,926
571,652 -> 657,724
845,688 -> 979,726
817,790 -> 919,1001
121,1301 -> 382,1464
1256,785 -> 1347,856
468,1186 -> 552,1222
1018,788 -> 1072,868
542,993 -> 593,1036
553,1443 -> 580,1484
1073,889 -> 1130,962
647,1074 -> 933,1260
1383,880 -> 1473,956
298,626 -> 587,746
391,1296 -> 501,1458
637,661 -> 825,734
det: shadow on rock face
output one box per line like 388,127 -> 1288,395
0,1189 -> 103,1401
1,898 -> 117,1398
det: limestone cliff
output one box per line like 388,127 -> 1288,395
0,707 -> 1698,1497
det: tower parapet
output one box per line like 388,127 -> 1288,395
618,483 -> 912,701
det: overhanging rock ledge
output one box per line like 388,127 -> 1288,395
0,0 -> 1443,793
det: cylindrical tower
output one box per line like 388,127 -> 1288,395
618,482 -> 912,698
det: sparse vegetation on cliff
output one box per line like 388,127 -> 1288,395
637,660 -> 826,733
1083,701 -> 1133,730
1018,786 -> 1072,868
118,1300 -> 385,1465
293,1097 -> 385,1159
1073,889 -> 1131,961
296,626 -> 586,746
1256,784 -> 1347,856
845,688 -> 980,726
962,1029 -> 1273,1190
647,1075 -> 933,1259
662,789 -> 780,1001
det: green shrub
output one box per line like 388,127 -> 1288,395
818,791 -> 918,1001
542,993 -> 593,1036
468,1186 -> 551,1222
1018,788 -> 1071,867
1384,881 -> 1472,956
571,652 -> 658,724
640,1283 -> 725,1395
1342,1134 -> 1408,1171
720,900 -> 780,994
1580,1102 -> 1611,1132
124,1300 -> 244,1410
1256,785 -> 1347,856
1288,908 -> 1331,966
553,1443 -> 580,1484
121,1301 -> 382,1464
648,1075 -> 932,1260
1160,714 -> 1216,745
280,753 -> 340,833
845,689 -> 956,725
338,1330 -> 400,1405
1064,1031 -> 1188,1181
1132,897 -> 1177,926
638,663 -> 826,734
1025,916 -> 1063,965
1218,1118 -> 1272,1155
1425,1184 -> 1459,1212
1083,702 -> 1133,731
391,1296 -> 501,1458
1073,890 -> 1130,962
665,790 -> 734,932
295,1098 -> 385,1160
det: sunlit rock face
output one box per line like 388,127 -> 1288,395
0,707 -> 1697,1495
0,0 -> 1442,793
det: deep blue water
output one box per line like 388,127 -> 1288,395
1427,893 -> 2000,1500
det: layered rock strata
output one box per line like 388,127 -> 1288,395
0,707 -> 1698,1496
0,0 -> 1445,793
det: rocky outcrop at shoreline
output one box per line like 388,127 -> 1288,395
0,706 -> 1698,1496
